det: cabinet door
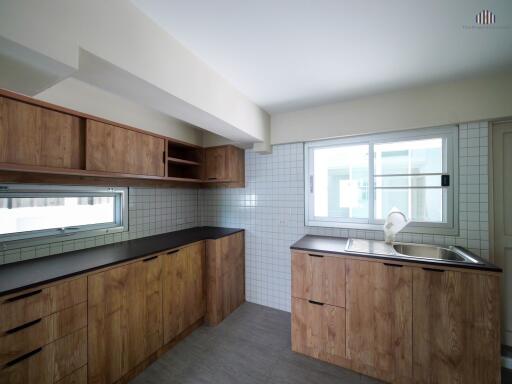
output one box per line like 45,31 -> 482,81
88,257 -> 163,384
0,343 -> 54,384
0,96 -> 83,169
204,147 -> 227,180
292,251 -> 345,307
412,268 -> 500,384
291,298 -> 346,365
86,120 -> 165,177
346,259 -> 412,383
163,242 -> 205,343
206,231 -> 245,325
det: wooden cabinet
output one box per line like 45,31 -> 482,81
346,260 -> 413,383
412,268 -> 500,384
163,242 -> 205,343
292,251 -> 345,307
291,298 -> 346,366
203,145 -> 245,187
86,120 -> 165,177
0,96 -> 84,170
206,231 -> 245,325
87,255 -> 163,384
0,277 -> 88,384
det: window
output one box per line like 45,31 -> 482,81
0,185 -> 128,244
305,126 -> 458,235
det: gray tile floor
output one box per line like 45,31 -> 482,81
131,302 -> 384,384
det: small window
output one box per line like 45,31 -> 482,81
0,185 -> 128,244
305,126 -> 458,235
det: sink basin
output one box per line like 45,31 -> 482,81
393,243 -> 482,264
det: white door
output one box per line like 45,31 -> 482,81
492,121 -> 512,346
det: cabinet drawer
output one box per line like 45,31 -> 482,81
53,327 -> 87,382
0,289 -> 51,333
291,297 -> 346,366
0,277 -> 87,333
0,317 -> 53,366
0,343 -> 54,384
0,302 -> 87,367
55,365 -> 87,384
291,251 -> 345,307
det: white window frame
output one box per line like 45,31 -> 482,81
0,184 -> 128,249
305,126 -> 459,235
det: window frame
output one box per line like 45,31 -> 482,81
0,184 -> 128,248
304,126 -> 459,235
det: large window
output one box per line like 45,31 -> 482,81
0,185 -> 128,244
305,126 -> 458,234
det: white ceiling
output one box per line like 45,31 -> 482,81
132,0 -> 512,113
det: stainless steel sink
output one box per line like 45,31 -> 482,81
392,243 -> 482,264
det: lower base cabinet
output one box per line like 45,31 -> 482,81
163,241 -> 206,343
87,255 -> 163,384
290,251 -> 501,384
291,298 -> 346,366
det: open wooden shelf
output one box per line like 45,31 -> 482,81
167,157 -> 201,166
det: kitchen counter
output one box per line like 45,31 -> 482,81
0,226 -> 244,296
291,235 -> 501,272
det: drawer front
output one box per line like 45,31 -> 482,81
0,289 -> 51,333
53,328 -> 87,382
0,343 -> 54,384
291,297 -> 346,365
291,251 -> 346,307
0,302 -> 87,367
55,365 -> 87,384
0,317 -> 53,366
0,277 -> 87,333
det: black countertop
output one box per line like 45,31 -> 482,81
291,235 -> 501,272
0,226 -> 244,296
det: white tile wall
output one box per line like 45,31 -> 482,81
0,187 -> 199,265
0,123 -> 491,314
200,123 -> 491,312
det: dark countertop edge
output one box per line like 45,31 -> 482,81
0,227 -> 244,297
291,235 -> 502,273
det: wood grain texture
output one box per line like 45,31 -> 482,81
53,328 -> 87,382
206,232 -> 245,325
48,277 -> 87,314
0,96 -> 84,169
0,343 -> 54,384
291,251 -> 345,307
412,268 -> 501,384
291,298 -> 347,366
0,288 -> 51,333
55,365 -> 87,384
346,259 -> 413,383
86,120 -> 165,177
203,145 -> 245,187
87,258 -> 163,384
163,242 -> 205,343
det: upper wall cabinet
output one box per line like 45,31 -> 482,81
203,145 -> 245,187
0,96 -> 84,169
86,120 -> 165,177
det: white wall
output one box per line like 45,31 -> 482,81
37,79 -> 203,146
0,0 -> 269,146
271,70 -> 512,144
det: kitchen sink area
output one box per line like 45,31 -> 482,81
344,238 -> 484,265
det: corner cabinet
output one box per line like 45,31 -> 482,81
203,145 -> 245,187
290,250 -> 501,384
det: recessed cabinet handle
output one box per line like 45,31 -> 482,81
208,177 -> 217,180
4,347 -> 42,368
422,267 -> 445,273
142,255 -> 158,262
5,289 -> 42,303
308,254 -> 324,258
308,300 -> 324,306
5,318 -> 42,335
384,263 -> 403,268
167,250 -> 179,255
